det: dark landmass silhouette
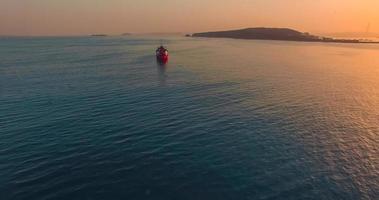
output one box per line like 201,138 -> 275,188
121,33 -> 132,36
91,34 -> 108,37
192,28 -> 378,43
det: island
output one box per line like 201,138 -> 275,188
192,28 -> 378,43
91,34 -> 108,37
121,33 -> 132,36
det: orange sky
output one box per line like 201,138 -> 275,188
1,0 -> 379,36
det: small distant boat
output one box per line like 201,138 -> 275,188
156,46 -> 169,63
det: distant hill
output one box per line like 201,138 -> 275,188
192,28 -> 377,43
91,34 -> 107,37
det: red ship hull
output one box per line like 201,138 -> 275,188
156,54 -> 169,63
156,46 -> 169,64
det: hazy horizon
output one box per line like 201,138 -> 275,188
1,0 -> 379,37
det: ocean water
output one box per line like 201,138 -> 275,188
1,36 -> 378,200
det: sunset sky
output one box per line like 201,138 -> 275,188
1,0 -> 379,36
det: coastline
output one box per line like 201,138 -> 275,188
191,28 -> 379,44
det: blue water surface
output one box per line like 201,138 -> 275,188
1,36 -> 378,200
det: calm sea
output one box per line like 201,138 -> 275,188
1,36 -> 378,200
